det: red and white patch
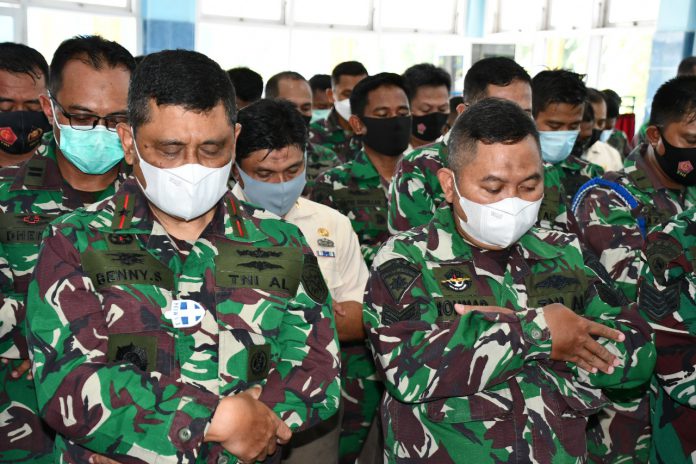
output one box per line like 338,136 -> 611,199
0,127 -> 17,146
678,160 -> 694,177
417,123 -> 426,135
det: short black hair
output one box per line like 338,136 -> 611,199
463,57 -> 531,104
129,49 -> 236,132
587,88 -> 606,106
447,98 -> 540,172
602,89 -> 622,118
349,72 -> 409,118
582,99 -> 595,123
49,35 -> 135,97
309,74 -> 331,93
531,69 -> 587,118
331,61 -> 368,87
236,98 -> 308,162
677,56 -> 696,76
227,67 -> 263,104
649,76 -> 696,127
265,71 -> 307,99
0,42 -> 48,82
449,95 -> 464,112
402,63 -> 452,100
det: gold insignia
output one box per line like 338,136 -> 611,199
318,227 -> 330,237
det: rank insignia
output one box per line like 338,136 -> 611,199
440,269 -> 471,292
317,250 -> 336,258
317,238 -> 335,248
318,227 -> 330,237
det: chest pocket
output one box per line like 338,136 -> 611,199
525,267 -> 588,312
538,185 -> 561,224
432,264 -> 495,323
332,188 -> 388,230
81,249 -> 175,291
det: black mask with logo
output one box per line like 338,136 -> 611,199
0,111 -> 51,155
411,112 -> 449,142
655,129 -> 696,186
360,115 -> 412,157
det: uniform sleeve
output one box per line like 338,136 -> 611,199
637,231 -> 696,407
363,244 -> 553,403
27,229 -> 220,462
575,186 -> 644,301
568,236 -> 655,391
0,241 -> 27,359
332,217 -> 368,303
387,152 -> 440,234
258,250 -> 340,431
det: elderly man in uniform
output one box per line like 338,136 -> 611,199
364,98 -> 655,463
0,35 -> 135,462
26,49 -> 339,463
232,98 -> 369,463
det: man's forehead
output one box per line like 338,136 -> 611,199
366,85 -> 408,106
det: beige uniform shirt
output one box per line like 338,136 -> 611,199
582,140 -> 624,172
232,184 -> 369,303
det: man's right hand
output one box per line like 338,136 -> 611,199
543,303 -> 625,374
204,386 -> 292,463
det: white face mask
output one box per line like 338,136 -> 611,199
452,175 -> 542,248
131,128 -> 232,221
334,97 -> 352,121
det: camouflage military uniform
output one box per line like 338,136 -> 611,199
607,130 -> 629,158
0,134 -> 128,463
364,204 -> 655,463
552,154 -> 604,200
574,144 -> 696,302
309,109 -> 362,163
25,179 -> 340,463
637,210 -> 696,463
309,148 -> 386,462
387,136 -> 575,234
305,142 -> 340,193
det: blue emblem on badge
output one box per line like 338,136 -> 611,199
317,250 -> 336,258
164,300 -> 206,328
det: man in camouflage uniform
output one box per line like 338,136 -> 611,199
0,36 -> 135,463
574,76 -> 696,463
264,71 -> 340,189
309,61 -> 367,163
531,70 -> 604,200
388,57 -> 575,235
637,208 -> 696,463
310,72 -> 412,463
364,98 -> 655,463
26,50 -> 339,464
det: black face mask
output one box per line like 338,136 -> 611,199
655,129 -> 696,186
0,111 -> 51,155
360,115 -> 412,157
411,112 -> 449,142
301,114 -> 312,127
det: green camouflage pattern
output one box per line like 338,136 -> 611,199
0,134 -> 128,463
554,154 -> 604,200
309,109 -> 362,163
574,144 -> 696,302
25,179 -> 340,463
364,204 -> 655,463
607,130 -> 629,158
637,208 -> 696,463
387,139 -> 575,234
305,142 -> 340,193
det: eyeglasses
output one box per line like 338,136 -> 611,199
51,98 -> 128,132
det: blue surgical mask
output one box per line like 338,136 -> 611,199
539,130 -> 579,164
49,100 -> 124,174
599,129 -> 613,143
311,109 -> 331,123
237,166 -> 306,217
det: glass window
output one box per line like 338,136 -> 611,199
27,7 -> 137,61
606,0 -> 658,24
199,0 -> 283,22
548,0 -> 593,30
543,37 -> 590,74
293,0 -> 371,27
380,0 -> 456,32
0,15 -> 14,41
46,0 -> 130,7
498,0 -> 544,32
288,28 -> 377,78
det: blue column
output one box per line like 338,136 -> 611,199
465,0 -> 486,37
141,0 -> 195,55
645,0 -> 696,118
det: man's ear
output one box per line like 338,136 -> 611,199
437,167 -> 457,205
117,123 -> 136,166
231,163 -> 243,187
456,102 -> 467,115
326,88 -> 335,102
349,115 -> 365,135
39,94 -> 54,126
645,125 -> 661,148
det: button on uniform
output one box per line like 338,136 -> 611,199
178,427 -> 192,442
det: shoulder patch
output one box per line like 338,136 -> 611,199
638,280 -> 681,320
645,234 -> 683,285
377,258 -> 420,302
301,254 -> 329,303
